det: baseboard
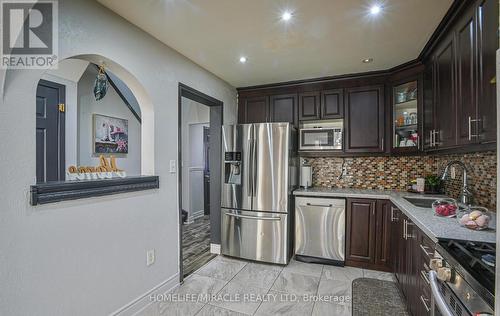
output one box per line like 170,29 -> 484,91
110,273 -> 179,316
210,243 -> 221,255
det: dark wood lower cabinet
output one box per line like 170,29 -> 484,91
345,198 -> 391,271
346,198 -> 376,265
374,200 -> 392,268
390,204 -> 433,316
347,199 -> 435,315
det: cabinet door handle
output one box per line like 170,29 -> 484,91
406,221 -> 415,239
429,130 -> 433,147
390,206 -> 399,222
468,116 -> 472,141
403,219 -> 407,240
417,135 -> 420,150
420,295 -> 431,313
420,270 -> 430,285
420,244 -> 434,258
468,117 -> 481,140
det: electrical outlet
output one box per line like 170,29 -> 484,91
146,249 -> 155,266
169,160 -> 176,173
450,166 -> 456,179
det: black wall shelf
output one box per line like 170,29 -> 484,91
30,176 -> 159,205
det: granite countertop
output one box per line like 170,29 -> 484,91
294,187 -> 496,244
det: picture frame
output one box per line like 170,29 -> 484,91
93,114 -> 129,154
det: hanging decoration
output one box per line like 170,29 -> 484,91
94,63 -> 109,101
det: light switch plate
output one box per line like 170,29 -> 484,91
146,249 -> 155,266
169,160 -> 176,173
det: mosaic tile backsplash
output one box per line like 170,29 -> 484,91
306,151 -> 497,211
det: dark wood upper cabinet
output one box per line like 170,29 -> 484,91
237,0 -> 497,154
298,91 -> 321,121
346,198 -> 376,265
456,9 -> 477,145
321,89 -> 344,119
424,0 -> 497,151
298,89 -> 343,121
269,93 -> 298,127
477,0 -> 498,143
434,38 -> 456,149
238,95 -> 268,124
345,85 -> 385,153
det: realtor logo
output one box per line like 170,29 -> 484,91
1,0 -> 58,69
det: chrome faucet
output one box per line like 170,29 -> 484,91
440,160 -> 473,206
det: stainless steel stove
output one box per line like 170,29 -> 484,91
429,239 -> 495,316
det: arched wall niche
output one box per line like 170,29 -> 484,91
2,53 -> 155,176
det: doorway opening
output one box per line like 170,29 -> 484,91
178,83 -> 223,281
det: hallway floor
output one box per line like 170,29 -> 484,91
182,215 -> 215,278
143,256 -> 400,316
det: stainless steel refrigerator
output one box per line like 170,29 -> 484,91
221,123 -> 297,264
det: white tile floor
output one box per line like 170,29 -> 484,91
141,256 -> 396,316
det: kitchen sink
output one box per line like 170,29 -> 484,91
403,197 -> 437,208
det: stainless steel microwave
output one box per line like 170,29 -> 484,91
299,124 -> 343,150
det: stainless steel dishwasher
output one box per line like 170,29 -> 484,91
295,196 -> 346,265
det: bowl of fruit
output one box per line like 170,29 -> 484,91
432,198 -> 458,217
457,207 -> 491,230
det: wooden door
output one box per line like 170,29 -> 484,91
476,0 -> 498,143
298,92 -> 320,121
434,37 -> 457,148
344,86 -> 385,153
346,198 -> 376,265
375,200 -> 392,269
455,8 -> 477,145
238,96 -> 268,123
36,80 -> 65,183
269,93 -> 298,127
321,89 -> 344,119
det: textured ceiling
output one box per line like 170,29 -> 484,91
98,0 -> 453,87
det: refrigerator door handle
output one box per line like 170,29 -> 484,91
252,138 -> 257,197
225,212 -> 281,221
247,138 -> 253,197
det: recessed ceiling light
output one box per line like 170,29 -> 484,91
370,5 -> 381,15
362,58 -> 373,64
239,56 -> 247,63
281,11 -> 292,21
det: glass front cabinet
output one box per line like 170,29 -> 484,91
391,79 -> 421,153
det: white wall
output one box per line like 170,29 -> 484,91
78,65 -> 142,175
180,97 -> 210,222
0,1 -> 236,316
